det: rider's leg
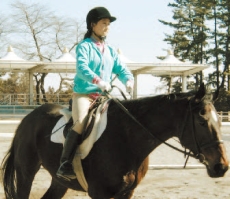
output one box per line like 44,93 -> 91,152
56,93 -> 92,180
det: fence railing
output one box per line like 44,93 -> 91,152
218,111 -> 230,122
1,94 -> 230,122
0,92 -> 134,105
0,93 -> 72,105
0,94 -> 11,105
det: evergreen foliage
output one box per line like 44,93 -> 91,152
159,0 -> 230,110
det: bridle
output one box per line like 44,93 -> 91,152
105,92 -> 224,168
179,98 -> 224,166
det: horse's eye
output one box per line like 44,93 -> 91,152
200,109 -> 205,115
199,120 -> 207,126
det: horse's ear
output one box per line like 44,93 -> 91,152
194,83 -> 205,103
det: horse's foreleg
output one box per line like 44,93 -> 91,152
114,157 -> 149,199
41,178 -> 68,199
113,190 -> 134,199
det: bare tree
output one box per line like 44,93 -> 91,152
55,74 -> 73,93
0,14 -> 11,77
7,1 -> 84,104
53,16 -> 84,54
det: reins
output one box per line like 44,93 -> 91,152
105,91 -> 224,168
45,118 -> 72,138
178,100 -> 202,167
104,91 -> 195,159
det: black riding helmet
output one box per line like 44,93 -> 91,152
86,7 -> 116,30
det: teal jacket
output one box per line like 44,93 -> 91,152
73,38 -> 134,94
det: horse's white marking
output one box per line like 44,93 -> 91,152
206,105 -> 221,135
123,171 -> 135,185
123,175 -> 128,183
211,110 -> 218,122
47,107 -> 63,116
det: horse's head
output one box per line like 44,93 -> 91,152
180,83 -> 229,177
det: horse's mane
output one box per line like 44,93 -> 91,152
107,91 -> 196,119
121,91 -> 195,107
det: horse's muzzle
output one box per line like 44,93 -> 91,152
207,163 -> 229,178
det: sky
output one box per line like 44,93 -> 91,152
0,0 -> 179,95
0,0 -> 174,62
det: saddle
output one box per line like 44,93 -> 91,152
63,96 -> 111,143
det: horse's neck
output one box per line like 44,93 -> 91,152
126,97 -> 185,133
123,98 -> 187,163
107,97 -> 187,168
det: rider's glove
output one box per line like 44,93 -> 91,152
97,80 -> 111,92
126,80 -> 134,93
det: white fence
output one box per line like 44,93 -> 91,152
0,93 -> 72,105
0,93 -> 133,106
218,111 -> 230,122
1,94 -> 230,122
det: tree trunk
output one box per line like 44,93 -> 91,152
40,73 -> 48,103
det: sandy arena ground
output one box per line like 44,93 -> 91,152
1,119 -> 230,199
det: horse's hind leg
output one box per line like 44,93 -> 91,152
15,162 -> 41,199
41,178 -> 68,199
13,141 -> 42,199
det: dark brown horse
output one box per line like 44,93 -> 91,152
1,83 -> 229,199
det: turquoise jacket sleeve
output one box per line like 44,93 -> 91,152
76,41 -> 99,83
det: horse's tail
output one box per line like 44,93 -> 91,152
1,141 -> 17,199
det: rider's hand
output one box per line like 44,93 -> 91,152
97,80 -> 111,92
126,80 -> 134,93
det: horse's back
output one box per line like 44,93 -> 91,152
19,103 -> 63,125
13,103 -> 64,162
16,103 -> 63,136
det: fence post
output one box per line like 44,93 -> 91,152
219,111 -> 223,122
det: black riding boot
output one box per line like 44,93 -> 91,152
56,129 -> 81,181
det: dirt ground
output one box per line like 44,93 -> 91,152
1,120 -> 230,199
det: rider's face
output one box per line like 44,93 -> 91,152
92,18 -> 110,38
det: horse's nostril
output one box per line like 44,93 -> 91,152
214,163 -> 228,174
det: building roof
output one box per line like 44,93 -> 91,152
54,47 -> 76,62
1,46 -> 25,61
0,46 -> 209,76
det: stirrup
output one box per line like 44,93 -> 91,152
56,162 -> 77,181
57,173 -> 77,181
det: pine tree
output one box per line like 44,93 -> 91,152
159,0 -> 211,90
216,0 -> 230,90
205,0 -> 223,89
